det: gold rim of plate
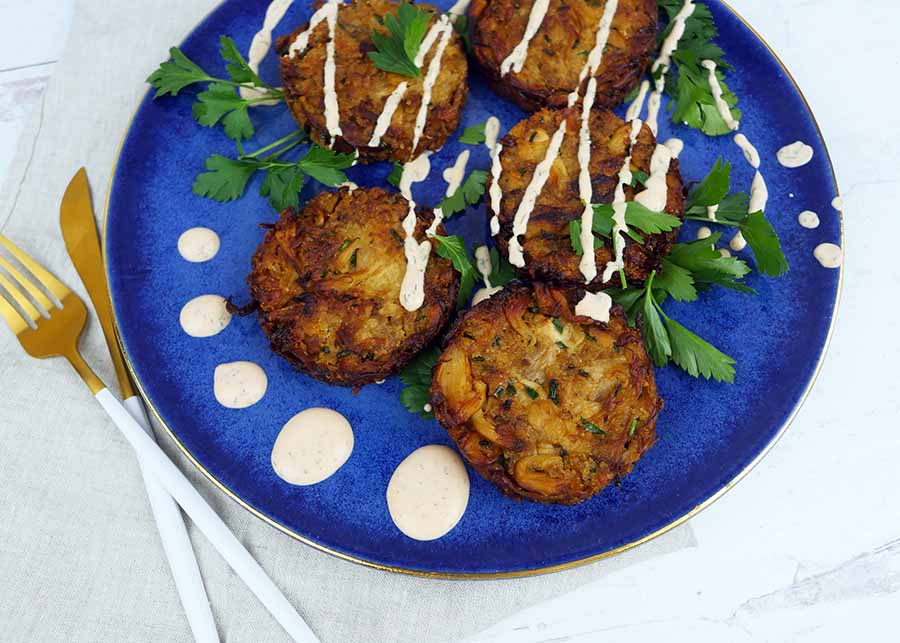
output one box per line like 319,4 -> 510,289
101,0 -> 845,579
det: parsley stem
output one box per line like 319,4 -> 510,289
241,131 -> 304,159
684,215 -> 740,227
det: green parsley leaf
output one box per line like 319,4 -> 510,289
665,316 -> 736,382
523,385 -> 539,399
488,246 -> 516,287
581,418 -> 607,435
368,3 -> 432,77
298,145 -> 356,186
666,235 -> 754,292
459,121 -> 487,145
192,154 -> 259,202
219,36 -> 266,87
630,170 -> 650,188
569,219 -> 604,256
552,317 -> 564,334
434,234 -> 478,308
655,259 -> 698,302
641,275 -> 672,367
259,165 -> 305,211
192,83 -> 254,141
591,202 -> 682,235
628,418 -> 639,437
687,192 -> 749,221
398,345 -> 440,418
451,13 -> 473,57
739,211 -> 789,277
387,161 -> 404,188
147,47 -> 211,97
438,169 -> 488,217
685,158 -> 731,211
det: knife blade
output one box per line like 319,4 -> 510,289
59,167 -> 134,398
59,168 -> 220,643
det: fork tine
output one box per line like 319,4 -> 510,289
0,256 -> 54,313
0,235 -> 70,303
0,270 -> 42,323
0,289 -> 30,335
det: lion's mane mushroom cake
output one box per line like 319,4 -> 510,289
430,282 -> 662,505
248,186 -> 460,386
469,0 -> 658,112
277,0 -> 469,163
489,106 -> 685,288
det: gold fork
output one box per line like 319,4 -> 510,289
0,234 -> 318,643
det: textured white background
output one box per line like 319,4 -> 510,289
0,1 -> 897,642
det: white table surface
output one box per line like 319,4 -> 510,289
1,1 -> 897,642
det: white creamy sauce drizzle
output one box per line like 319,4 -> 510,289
287,0 -> 342,145
777,141 -> 814,168
508,121 -> 568,267
706,204 -> 719,221
832,196 -> 843,211
448,0 -> 472,16
271,408 -> 354,486
798,210 -> 820,229
569,0 -> 619,105
499,0 -> 551,76
634,142 -> 674,212
399,152 -> 433,311
386,445 -> 470,541
368,81 -> 408,147
701,59 -> 740,132
471,245 -> 503,305
411,16 -> 454,155
489,142 -> 504,236
719,247 -> 731,257
575,290 -> 612,323
602,119 -> 643,283
484,116 -> 501,151
729,230 -> 747,251
734,133 -> 760,169
814,243 -> 843,268
240,0 -> 294,105
180,294 -> 232,338
213,361 -> 267,409
697,225 -> 712,239
646,0 -> 696,135
626,80 -> 650,122
749,169 -> 768,213
427,150 -> 470,236
576,78 -> 601,282
663,137 -> 684,158
177,227 -> 220,263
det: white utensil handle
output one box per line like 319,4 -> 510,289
124,395 -> 219,643
95,389 -> 319,643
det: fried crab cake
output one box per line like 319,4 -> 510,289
491,107 -> 685,288
277,0 -> 468,163
430,282 -> 661,504
469,0 -> 657,112
248,187 -> 459,386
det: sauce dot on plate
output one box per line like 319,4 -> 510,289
776,141 -> 814,168
814,243 -> 843,269
798,210 -> 820,229
387,445 -> 469,541
214,361 -> 267,409
178,227 -> 220,262
271,408 -> 354,485
180,294 -> 231,337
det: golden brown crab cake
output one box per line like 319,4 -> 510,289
469,0 -> 657,112
248,187 -> 459,386
491,107 -> 685,288
277,0 -> 468,163
430,282 -> 661,505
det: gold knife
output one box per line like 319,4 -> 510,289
59,168 -> 219,642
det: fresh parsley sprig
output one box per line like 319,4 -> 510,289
458,121 -> 487,145
433,234 -> 478,308
439,170 -> 488,217
613,270 -> 738,382
569,203 -> 682,255
147,36 -> 284,141
682,158 -> 789,277
369,3 -> 433,77
656,0 -> 741,136
399,346 -> 440,418
193,131 -> 357,210
486,246 -> 516,288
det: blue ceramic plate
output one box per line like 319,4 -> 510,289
106,0 -> 842,576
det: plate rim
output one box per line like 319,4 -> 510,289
102,0 -> 845,579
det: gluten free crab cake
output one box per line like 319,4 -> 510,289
277,0 -> 468,163
490,107 -> 685,288
469,0 -> 657,112
430,282 -> 661,505
248,187 -> 459,386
